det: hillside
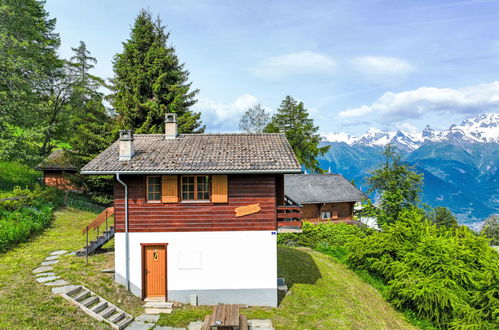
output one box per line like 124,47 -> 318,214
319,113 -> 499,226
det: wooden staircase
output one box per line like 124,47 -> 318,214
76,207 -> 115,257
61,285 -> 133,329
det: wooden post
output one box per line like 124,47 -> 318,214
105,209 -> 108,232
86,226 -> 89,265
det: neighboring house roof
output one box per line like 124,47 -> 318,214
285,174 -> 367,204
35,150 -> 77,171
81,133 -> 301,174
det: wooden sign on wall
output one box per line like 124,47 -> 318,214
235,203 -> 261,217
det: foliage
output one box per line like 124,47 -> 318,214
111,9 -> 203,135
264,96 -> 329,172
367,145 -> 423,227
0,161 -> 41,191
347,208 -> 499,329
481,215 -> 499,245
277,221 -> 372,249
428,206 -> 458,228
239,104 -> 270,133
0,208 -> 111,328
0,0 -> 61,127
0,186 -> 60,252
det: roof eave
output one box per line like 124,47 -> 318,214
80,168 -> 303,175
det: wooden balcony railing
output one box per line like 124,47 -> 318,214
277,205 -> 303,232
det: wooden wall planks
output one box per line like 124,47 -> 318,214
114,174 -> 278,232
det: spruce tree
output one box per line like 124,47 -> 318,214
111,10 -> 203,134
265,96 -> 329,172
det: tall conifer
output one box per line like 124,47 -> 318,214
265,96 -> 329,172
111,10 -> 203,134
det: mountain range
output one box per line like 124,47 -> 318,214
319,113 -> 498,228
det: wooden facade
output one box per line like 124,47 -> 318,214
43,170 -> 78,191
114,174 -> 286,232
302,201 -> 355,222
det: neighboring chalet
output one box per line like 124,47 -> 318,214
81,114 -> 302,307
285,174 -> 366,222
35,150 -> 79,191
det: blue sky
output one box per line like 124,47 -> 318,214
46,0 -> 499,135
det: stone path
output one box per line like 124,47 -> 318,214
31,249 -> 274,329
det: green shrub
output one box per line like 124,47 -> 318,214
347,208 -> 499,329
0,186 -> 60,253
277,221 -> 373,248
0,161 -> 41,191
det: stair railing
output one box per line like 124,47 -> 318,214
82,207 -> 115,264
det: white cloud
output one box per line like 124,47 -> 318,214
338,81 -> 499,122
195,94 -> 262,132
352,56 -> 415,83
395,122 -> 419,134
252,51 -> 336,79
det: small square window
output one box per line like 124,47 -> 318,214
181,175 -> 210,201
147,176 -> 161,201
321,211 -> 331,220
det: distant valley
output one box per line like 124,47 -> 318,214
319,113 -> 499,228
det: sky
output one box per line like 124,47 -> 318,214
45,0 -> 499,136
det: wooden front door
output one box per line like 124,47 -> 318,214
143,244 -> 167,299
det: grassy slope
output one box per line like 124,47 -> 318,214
158,247 -> 415,329
0,208 -> 107,329
1,208 -> 414,329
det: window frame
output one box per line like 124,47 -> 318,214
180,175 -> 211,202
146,175 -> 162,202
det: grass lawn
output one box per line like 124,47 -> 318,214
0,208 -> 108,329
1,207 -> 415,329
157,247 -> 416,329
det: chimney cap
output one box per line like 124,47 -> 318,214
119,130 -> 134,141
165,113 -> 177,123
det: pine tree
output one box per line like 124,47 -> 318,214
110,9 -> 203,134
67,41 -> 111,166
0,0 -> 61,125
265,96 -> 329,172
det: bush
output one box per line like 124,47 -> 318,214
347,208 -> 499,329
0,186 -> 60,253
277,221 -> 373,248
0,161 -> 41,191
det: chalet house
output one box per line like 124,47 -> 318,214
285,174 -> 366,222
36,150 -> 79,191
81,114 -> 302,307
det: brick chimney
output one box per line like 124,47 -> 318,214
165,113 -> 178,139
119,130 -> 134,161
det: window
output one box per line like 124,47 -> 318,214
321,211 -> 331,220
147,176 -> 161,201
181,175 -> 210,201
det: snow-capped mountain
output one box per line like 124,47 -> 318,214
318,113 -> 499,226
324,113 -> 499,151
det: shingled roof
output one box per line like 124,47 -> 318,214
35,150 -> 77,171
285,174 -> 367,204
81,133 -> 301,174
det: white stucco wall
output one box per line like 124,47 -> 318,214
114,231 -> 278,306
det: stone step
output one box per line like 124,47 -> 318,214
74,290 -> 90,302
100,306 -> 116,318
66,285 -> 83,297
92,301 -> 108,313
109,311 -> 125,324
143,301 -> 173,309
81,295 -> 99,308
144,307 -> 173,315
116,316 -> 134,330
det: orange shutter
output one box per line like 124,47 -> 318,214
211,175 -> 228,203
161,175 -> 178,203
